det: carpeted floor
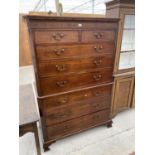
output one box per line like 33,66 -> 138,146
19,66 -> 135,155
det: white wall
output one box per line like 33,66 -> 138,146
19,0 -> 112,14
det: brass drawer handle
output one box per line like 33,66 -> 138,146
92,114 -> 100,120
54,49 -> 65,55
56,81 -> 68,87
55,64 -> 67,72
94,46 -> 103,52
62,124 -> 70,131
52,32 -> 65,41
92,103 -> 100,108
93,91 -> 103,97
52,110 -> 71,119
94,32 -> 104,39
56,112 -> 70,118
59,96 -> 69,104
93,74 -> 102,81
93,59 -> 102,66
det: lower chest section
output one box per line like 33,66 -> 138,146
39,83 -> 112,141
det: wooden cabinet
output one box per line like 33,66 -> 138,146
111,74 -> 134,116
26,15 -> 119,151
105,0 -> 135,116
106,0 -> 135,74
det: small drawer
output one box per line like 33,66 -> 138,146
39,68 -> 113,96
46,109 -> 110,140
36,42 -> 115,61
82,30 -> 115,43
38,55 -> 114,77
34,30 -> 79,44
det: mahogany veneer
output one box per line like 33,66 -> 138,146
26,15 -> 119,151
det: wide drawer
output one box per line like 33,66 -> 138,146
46,109 -> 110,140
40,84 -> 112,125
39,68 -> 113,96
29,20 -> 118,29
82,30 -> 115,43
34,30 -> 79,44
36,42 -> 115,61
45,97 -> 111,126
38,55 -> 114,77
40,83 -> 112,109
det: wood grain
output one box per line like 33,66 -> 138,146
112,75 -> 134,116
36,42 -> 115,61
38,55 -> 114,77
39,68 -> 113,96
46,109 -> 110,140
19,14 -> 32,66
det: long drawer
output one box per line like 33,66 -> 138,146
40,84 -> 112,125
36,42 -> 115,61
39,68 -> 113,96
40,83 -> 112,109
44,97 -> 111,126
38,55 -> 114,77
46,109 -> 110,140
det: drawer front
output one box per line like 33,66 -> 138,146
40,83 -> 112,109
46,109 -> 110,140
29,20 -> 118,30
44,96 -> 111,125
35,31 -> 79,44
36,42 -> 115,61
38,55 -> 114,77
39,69 -> 113,96
82,30 -> 115,42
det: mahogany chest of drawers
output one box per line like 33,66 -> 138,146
26,15 -> 119,151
